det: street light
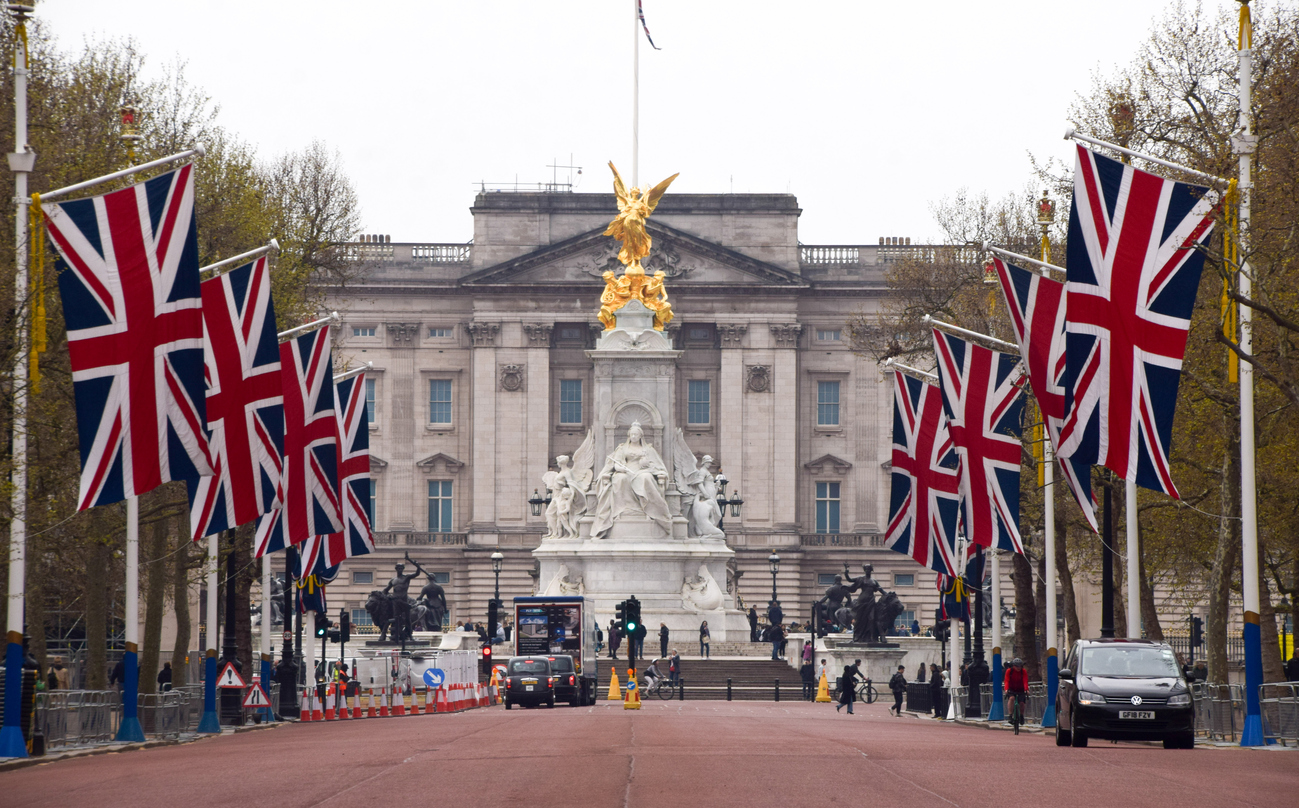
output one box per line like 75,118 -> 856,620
714,473 -> 744,530
767,552 -> 780,604
528,490 -> 546,517
489,551 -> 504,645
491,552 -> 504,601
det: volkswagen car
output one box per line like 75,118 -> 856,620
504,656 -> 555,709
1055,638 -> 1195,749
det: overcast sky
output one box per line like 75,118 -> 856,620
40,0 -> 1210,245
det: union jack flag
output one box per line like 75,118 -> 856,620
885,372 -> 961,577
298,372 -> 376,576
254,326 -> 342,556
186,257 -> 284,540
938,545 -> 985,621
638,0 -> 662,49
992,256 -> 1098,532
44,166 -> 212,509
1059,145 -> 1215,498
932,328 -> 1026,554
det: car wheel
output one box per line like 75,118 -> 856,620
1165,732 -> 1194,750
548,695 -> 555,708
570,697 -> 580,707
1071,729 -> 1088,748
1055,728 -> 1071,746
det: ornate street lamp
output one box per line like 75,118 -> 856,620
528,489 -> 550,518
491,552 -> 504,602
714,473 -> 744,530
768,552 -> 781,604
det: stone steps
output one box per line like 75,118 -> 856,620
595,657 -> 812,701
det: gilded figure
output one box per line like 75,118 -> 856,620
599,162 -> 679,331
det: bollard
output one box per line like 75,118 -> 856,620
678,678 -> 684,702
775,679 -> 780,702
727,678 -> 732,702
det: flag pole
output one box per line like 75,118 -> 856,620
1125,480 -> 1139,638
278,312 -> 340,342
1,2 -> 34,760
114,497 -> 145,741
1063,126 -> 1228,189
197,531 -> 221,733
37,145 -> 206,203
260,553 -> 273,721
1038,200 -> 1059,728
922,314 -> 1018,353
199,239 -> 279,275
1234,0 -> 1263,747
882,358 -> 938,385
631,0 -> 639,187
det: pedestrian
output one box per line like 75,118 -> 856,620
930,664 -> 945,718
669,650 -> 680,685
769,623 -> 784,660
504,618 -> 513,641
595,624 -> 604,655
1286,653 -> 1299,683
609,621 -> 622,660
911,618 -> 921,636
659,622 -> 670,659
110,657 -> 126,691
801,639 -> 813,667
699,621 -> 711,658
157,662 -> 173,692
800,656 -> 815,700
888,665 -> 907,716
836,659 -> 861,714
47,666 -> 59,691
1192,660 -> 1208,682
767,600 -> 783,631
634,621 -> 647,660
748,606 -> 759,642
916,664 -> 926,684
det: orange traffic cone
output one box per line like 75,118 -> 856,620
324,686 -> 335,721
393,687 -> 406,717
299,686 -> 312,722
378,685 -> 390,718
311,687 -> 324,722
366,687 -> 377,718
353,689 -> 363,719
411,688 -> 423,716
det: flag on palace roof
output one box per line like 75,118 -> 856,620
992,256 -> 1098,532
187,256 -> 285,540
885,372 -> 961,578
254,326 -> 342,556
638,0 -> 662,49
1058,145 -> 1215,499
298,371 -> 377,576
44,165 -> 212,509
932,328 -> 1025,554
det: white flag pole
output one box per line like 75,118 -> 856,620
38,145 -> 206,203
114,497 -> 145,741
200,239 -> 280,275
197,533 -> 221,733
631,0 -> 639,187
278,312 -> 340,342
1125,480 -> 1140,637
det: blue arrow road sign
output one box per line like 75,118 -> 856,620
423,668 -> 445,687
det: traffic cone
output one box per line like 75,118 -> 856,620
607,669 -> 622,701
311,687 -> 324,722
324,687 -> 335,721
410,688 -> 423,716
815,670 -> 831,703
367,688 -> 377,718
393,687 -> 406,717
623,669 -> 641,711
299,686 -> 312,722
378,686 -> 390,718
338,686 -> 349,719
352,688 -> 363,719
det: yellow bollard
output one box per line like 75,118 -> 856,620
606,668 -> 622,701
815,669 -> 831,703
623,668 -> 641,710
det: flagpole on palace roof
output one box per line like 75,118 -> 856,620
1,2 -> 35,760
631,0 -> 639,187
1234,0 -> 1263,748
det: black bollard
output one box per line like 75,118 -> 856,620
678,678 -> 684,701
775,678 -> 780,702
727,678 -> 732,701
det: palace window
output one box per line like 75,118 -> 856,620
352,571 -> 373,585
428,481 -> 453,533
816,482 -> 840,534
433,571 -> 451,584
560,379 -> 583,424
893,610 -> 916,635
429,379 -> 452,424
817,381 -> 840,426
428,327 -> 452,338
352,326 -> 376,337
817,573 -> 839,587
688,379 -> 711,425
365,378 -> 376,425
351,608 -> 373,627
816,329 -> 842,341
894,573 -> 915,587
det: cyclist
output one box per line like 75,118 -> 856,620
643,659 -> 665,692
1004,657 -> 1029,734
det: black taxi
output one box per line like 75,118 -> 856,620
503,656 -> 555,709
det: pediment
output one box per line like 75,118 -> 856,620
416,453 -> 465,473
370,455 -> 389,474
459,221 -> 807,288
804,454 -> 853,474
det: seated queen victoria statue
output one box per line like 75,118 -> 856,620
591,422 -> 673,539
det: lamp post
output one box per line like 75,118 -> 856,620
714,473 -> 744,531
528,489 -> 549,518
767,552 -> 780,605
489,552 -> 504,645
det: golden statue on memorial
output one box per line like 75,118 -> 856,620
599,162 -> 679,331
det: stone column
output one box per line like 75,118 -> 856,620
384,322 -> 420,529
770,324 -> 802,531
717,324 -> 747,520
523,323 -> 553,536
467,322 -> 500,537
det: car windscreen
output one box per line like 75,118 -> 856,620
509,661 -> 549,675
547,657 -> 574,673
1080,646 -> 1180,678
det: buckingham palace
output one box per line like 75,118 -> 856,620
320,188 -> 952,634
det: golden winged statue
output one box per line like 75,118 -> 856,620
599,162 -> 679,331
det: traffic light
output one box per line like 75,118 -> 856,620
487,598 -> 499,640
339,609 -> 351,644
314,612 -> 330,638
627,597 -> 640,633
1190,616 -> 1204,648
482,644 -> 492,661
615,600 -> 628,633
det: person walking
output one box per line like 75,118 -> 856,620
595,624 -> 604,655
917,663 -> 926,684
747,606 -> 759,642
609,621 -> 621,660
769,622 -> 784,660
634,621 -> 647,661
699,621 -> 711,658
110,657 -> 126,692
888,665 -> 907,716
930,664 -> 945,718
669,650 -> 680,685
659,623 -> 670,660
157,662 -> 173,693
1286,652 -> 1299,683
800,655 -> 815,700
836,659 -> 861,714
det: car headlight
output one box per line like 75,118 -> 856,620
1078,691 -> 1106,705
1168,693 -> 1191,706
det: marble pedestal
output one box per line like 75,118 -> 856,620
815,634 -> 907,687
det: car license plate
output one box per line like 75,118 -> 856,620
1119,710 -> 1155,719
526,685 -> 534,691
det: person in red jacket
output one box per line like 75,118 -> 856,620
1004,657 -> 1029,732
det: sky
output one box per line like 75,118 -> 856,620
38,0 -> 1209,245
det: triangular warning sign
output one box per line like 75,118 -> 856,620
242,683 -> 272,708
217,662 -> 246,688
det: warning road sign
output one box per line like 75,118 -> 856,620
217,663 -> 246,689
242,683 -> 272,708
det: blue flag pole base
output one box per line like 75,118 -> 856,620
198,653 -> 221,734
260,658 -> 275,722
1240,616 -> 1265,746
1042,651 -> 1058,728
1,640 -> 28,758
986,648 -> 1004,722
115,649 -> 146,742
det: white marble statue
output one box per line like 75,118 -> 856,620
591,421 -> 672,538
671,429 -> 725,539
681,564 -> 725,612
543,563 -> 585,596
541,432 -> 595,540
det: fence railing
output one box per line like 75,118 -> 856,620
34,690 -> 121,750
1259,682 -> 1299,746
798,533 -> 884,548
1192,683 -> 1244,742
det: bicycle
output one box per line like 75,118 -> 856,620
643,677 -> 676,701
1008,691 -> 1025,734
831,678 -> 878,705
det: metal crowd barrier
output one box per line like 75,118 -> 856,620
1259,681 -> 1299,747
947,685 -> 967,719
33,690 -> 122,751
1024,682 -> 1047,724
138,691 -> 183,739
979,683 -> 992,716
1192,683 -> 1244,742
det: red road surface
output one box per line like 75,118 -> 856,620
3,700 -> 1295,807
